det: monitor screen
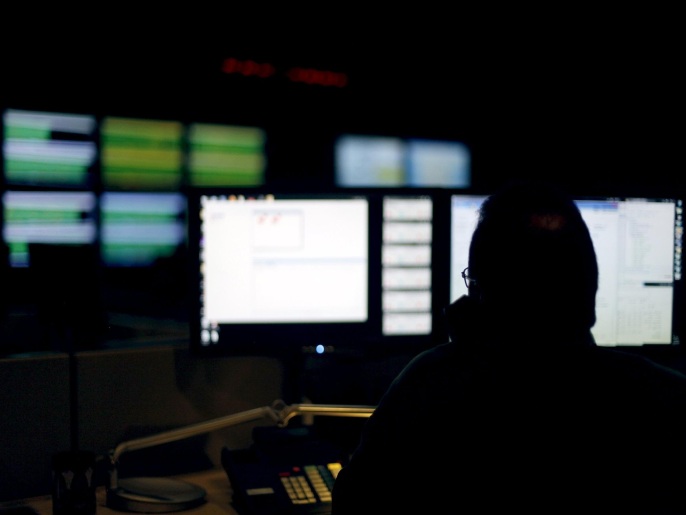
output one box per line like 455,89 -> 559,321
187,123 -> 267,187
449,193 -> 683,347
188,187 -> 444,357
334,135 -> 404,187
334,134 -> 471,188
381,194 -> 434,336
189,189 -> 371,356
100,116 -> 184,191
99,192 -> 187,267
575,196 -> 682,347
405,139 -> 470,187
449,194 -> 487,302
2,190 -> 97,267
2,108 -> 97,189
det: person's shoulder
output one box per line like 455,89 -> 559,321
591,346 -> 686,390
400,341 -> 458,373
593,346 -> 685,373
384,341 -> 464,394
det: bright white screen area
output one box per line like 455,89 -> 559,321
200,194 -> 369,325
450,195 -> 682,346
576,198 -> 681,346
382,195 -> 434,335
450,195 -> 486,301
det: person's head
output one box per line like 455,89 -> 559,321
467,180 -> 598,340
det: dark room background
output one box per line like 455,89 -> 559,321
1,38 -> 682,355
1,32 -> 684,503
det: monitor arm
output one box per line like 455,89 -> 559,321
108,399 -> 376,491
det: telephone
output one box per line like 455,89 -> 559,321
221,425 -> 348,515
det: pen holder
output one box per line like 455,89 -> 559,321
51,450 -> 97,515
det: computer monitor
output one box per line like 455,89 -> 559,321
334,135 -> 404,187
188,188 -> 372,356
380,192 -> 435,337
187,187 -> 444,358
2,108 -> 97,189
99,192 -> 187,267
405,138 -> 470,187
186,123 -> 267,187
100,116 -> 184,191
575,196 -> 682,347
449,193 -> 683,347
2,190 -> 98,267
334,134 -> 471,188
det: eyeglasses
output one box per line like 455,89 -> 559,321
461,267 -> 476,289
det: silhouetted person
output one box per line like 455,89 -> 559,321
332,180 -> 686,514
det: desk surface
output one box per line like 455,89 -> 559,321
0,468 -> 239,515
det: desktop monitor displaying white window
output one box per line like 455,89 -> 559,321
450,194 -> 683,347
575,197 -> 682,346
189,190 -> 370,355
187,187 -> 445,357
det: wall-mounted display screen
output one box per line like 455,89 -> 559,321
100,192 -> 186,267
335,135 -> 404,187
187,123 -> 266,187
2,190 -> 97,267
100,117 -> 184,191
335,134 -> 470,188
2,109 -> 97,188
406,139 -> 470,187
